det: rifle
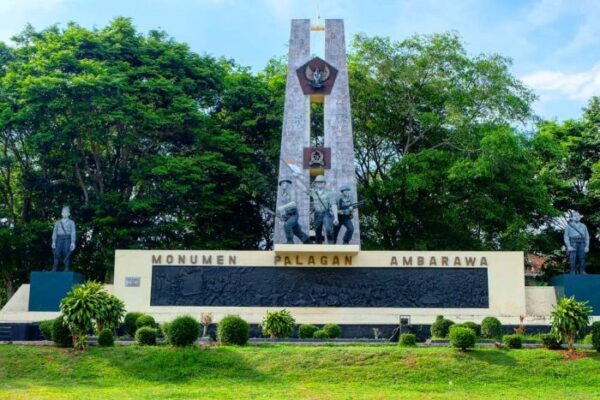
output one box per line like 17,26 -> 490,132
347,200 -> 366,208
260,205 -> 282,221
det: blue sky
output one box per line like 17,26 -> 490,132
1,0 -> 599,121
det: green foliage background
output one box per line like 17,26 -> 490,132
0,18 -> 598,303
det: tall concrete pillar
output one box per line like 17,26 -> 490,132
324,19 -> 360,244
275,19 -> 311,244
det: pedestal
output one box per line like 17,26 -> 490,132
28,271 -> 85,312
550,274 -> 600,314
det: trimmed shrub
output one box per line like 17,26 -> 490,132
136,314 -> 156,329
159,322 -> 170,339
503,334 -> 522,349
590,321 -> 600,352
481,317 -> 502,339
39,320 -> 54,340
124,312 -> 144,337
322,324 -> 342,339
298,324 -> 318,339
51,316 -> 73,348
98,328 -> 114,347
449,326 -> 476,351
217,315 -> 249,345
313,329 -> 328,339
261,309 -> 295,339
540,333 -> 562,349
399,333 -> 417,346
431,315 -> 454,338
462,322 -> 480,337
167,315 -> 200,347
135,327 -> 156,346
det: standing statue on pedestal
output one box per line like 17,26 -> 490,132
563,211 -> 589,275
334,185 -> 355,245
52,206 -> 76,272
277,179 -> 310,244
309,175 -> 338,244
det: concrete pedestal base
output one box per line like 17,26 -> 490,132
28,271 -> 84,312
551,274 -> 600,314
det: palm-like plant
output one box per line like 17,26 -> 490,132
550,296 -> 592,353
60,281 -> 125,350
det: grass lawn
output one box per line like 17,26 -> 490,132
0,344 -> 599,399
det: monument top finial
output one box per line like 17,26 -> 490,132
310,6 -> 325,31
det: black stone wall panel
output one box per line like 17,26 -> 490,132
151,266 -> 489,308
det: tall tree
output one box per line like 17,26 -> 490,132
348,33 -> 554,250
0,18 -> 276,293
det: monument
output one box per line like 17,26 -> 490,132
275,19 -> 360,245
0,19 -> 581,340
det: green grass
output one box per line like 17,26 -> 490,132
0,344 -> 599,399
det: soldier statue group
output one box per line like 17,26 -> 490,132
277,174 -> 358,245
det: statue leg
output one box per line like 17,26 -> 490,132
283,215 -> 296,244
342,217 -> 354,244
568,250 -> 576,274
292,220 -> 309,244
52,247 -> 60,272
577,242 -> 586,274
324,212 -> 334,244
64,244 -> 72,272
314,212 -> 324,244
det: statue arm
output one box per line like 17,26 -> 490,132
564,227 -> 573,251
52,223 -> 57,247
70,221 -> 76,247
584,225 -> 590,251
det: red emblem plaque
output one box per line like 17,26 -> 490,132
303,147 -> 331,169
296,57 -> 338,95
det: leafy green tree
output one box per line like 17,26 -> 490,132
0,18 -> 279,296
348,32 -> 553,250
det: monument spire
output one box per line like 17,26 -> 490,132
275,19 -> 360,245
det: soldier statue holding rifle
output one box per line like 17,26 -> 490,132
333,185 -> 362,245
277,178 -> 310,244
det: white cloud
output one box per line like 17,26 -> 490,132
522,63 -> 600,101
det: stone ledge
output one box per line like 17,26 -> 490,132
274,244 -> 360,255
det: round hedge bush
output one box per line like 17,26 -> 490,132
313,329 -> 328,339
431,315 -> 454,338
592,321 -> 600,352
167,315 -> 200,347
461,322 -> 480,337
503,334 -> 522,349
449,326 -> 476,350
322,324 -> 341,339
217,315 -> 249,345
298,324 -> 318,339
124,312 -> 144,337
39,320 -> 54,340
51,316 -> 73,348
399,333 -> 417,347
261,309 -> 295,338
98,328 -> 114,347
540,333 -> 562,349
481,317 -> 502,339
135,327 -> 157,346
136,314 -> 156,329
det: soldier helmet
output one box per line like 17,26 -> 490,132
340,185 -> 351,192
279,179 -> 292,186
314,175 -> 326,183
